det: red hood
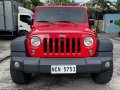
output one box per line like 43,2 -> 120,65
30,23 -> 94,35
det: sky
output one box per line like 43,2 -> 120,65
41,0 -> 117,3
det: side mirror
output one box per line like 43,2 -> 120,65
89,19 -> 94,27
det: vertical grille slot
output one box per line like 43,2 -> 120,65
49,38 -> 53,53
61,38 -> 64,53
66,38 -> 70,53
43,38 -> 47,53
55,38 -> 58,53
72,38 -> 75,53
43,37 -> 81,55
78,38 -> 81,53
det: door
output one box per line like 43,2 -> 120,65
104,15 -> 120,33
0,1 -> 5,30
18,14 -> 32,32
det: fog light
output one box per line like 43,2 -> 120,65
105,62 -> 110,68
15,62 -> 19,68
32,50 -> 36,54
89,50 -> 93,54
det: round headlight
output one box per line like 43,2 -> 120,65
84,37 -> 94,46
31,36 -> 41,47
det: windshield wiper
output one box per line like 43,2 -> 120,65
36,20 -> 54,24
55,21 -> 76,25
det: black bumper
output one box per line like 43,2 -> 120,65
11,57 -> 113,74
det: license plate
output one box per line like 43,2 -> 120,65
51,65 -> 76,74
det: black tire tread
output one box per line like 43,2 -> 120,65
19,31 -> 28,36
10,63 -> 31,85
91,68 -> 113,84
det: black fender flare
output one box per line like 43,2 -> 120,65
11,36 -> 26,52
97,35 -> 113,52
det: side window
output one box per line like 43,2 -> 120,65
20,15 -> 31,23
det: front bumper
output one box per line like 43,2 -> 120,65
11,57 -> 113,73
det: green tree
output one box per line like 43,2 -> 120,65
25,1 -> 32,10
46,0 -> 76,5
31,0 -> 44,7
15,0 -> 44,10
93,0 -> 112,11
87,7 -> 96,19
91,0 -> 113,33
116,0 -> 120,11
115,19 -> 120,27
30,0 -> 44,10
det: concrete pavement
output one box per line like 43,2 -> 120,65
0,50 -> 10,61
0,38 -> 11,61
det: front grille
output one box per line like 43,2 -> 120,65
43,37 -> 81,54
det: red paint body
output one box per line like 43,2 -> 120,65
27,6 -> 98,58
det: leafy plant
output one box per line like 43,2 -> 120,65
95,25 -> 100,33
93,0 -> 113,11
115,19 -> 120,27
46,0 -> 76,5
116,0 -> 120,11
15,0 -> 44,10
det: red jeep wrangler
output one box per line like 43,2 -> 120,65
10,6 -> 113,84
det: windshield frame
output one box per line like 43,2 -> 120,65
34,6 -> 89,24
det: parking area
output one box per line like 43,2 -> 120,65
0,37 -> 10,61
0,37 -> 120,90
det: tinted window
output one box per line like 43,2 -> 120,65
20,15 -> 31,23
36,8 -> 87,23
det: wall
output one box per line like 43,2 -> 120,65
103,14 -> 120,33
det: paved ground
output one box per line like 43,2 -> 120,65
0,37 -> 11,61
0,37 -> 120,90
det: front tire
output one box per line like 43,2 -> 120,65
19,31 -> 28,36
10,63 -> 32,85
91,68 -> 113,84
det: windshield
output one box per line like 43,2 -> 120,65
36,7 -> 87,23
